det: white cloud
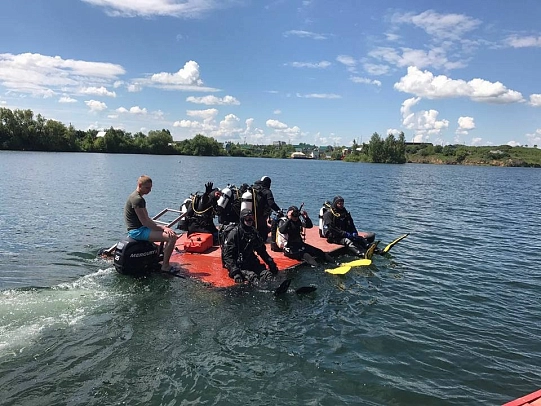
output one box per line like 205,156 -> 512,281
504,35 -> 541,48
128,106 -> 147,115
186,95 -> 240,105
80,86 -> 116,97
283,30 -> 329,40
173,120 -> 203,129
288,61 -> 331,69
400,96 -> 449,139
525,129 -> 541,147
219,114 -> 241,133
363,63 -> 390,76
296,93 -> 341,99
395,66 -> 524,104
81,0 -> 236,18
59,96 -> 77,103
266,119 -> 288,130
0,52 -> 124,97
529,94 -> 541,107
149,60 -> 204,89
350,76 -> 381,87
186,108 -> 218,121
456,116 -> 475,135
85,100 -> 107,111
369,46 -> 466,71
391,10 -> 481,41
471,137 -> 483,146
127,83 -> 142,92
336,55 -> 357,67
273,109 -> 281,115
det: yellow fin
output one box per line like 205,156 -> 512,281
382,233 -> 409,254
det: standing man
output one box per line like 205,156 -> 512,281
125,175 -> 178,272
252,176 -> 281,241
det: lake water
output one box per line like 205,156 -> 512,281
1,151 -> 540,405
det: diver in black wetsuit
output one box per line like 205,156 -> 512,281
278,205 -> 334,266
322,196 -> 377,258
221,208 -> 278,284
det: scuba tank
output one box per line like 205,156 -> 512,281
240,189 -> 253,212
270,210 -> 285,252
177,198 -> 191,231
319,201 -> 331,237
217,186 -> 232,209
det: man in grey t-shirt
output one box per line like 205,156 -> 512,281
124,175 -> 178,272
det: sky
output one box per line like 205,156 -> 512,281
1,0 -> 540,148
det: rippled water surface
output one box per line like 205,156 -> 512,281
1,151 -> 540,405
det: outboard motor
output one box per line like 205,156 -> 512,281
113,238 -> 160,275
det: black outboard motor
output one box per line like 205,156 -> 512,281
113,238 -> 161,275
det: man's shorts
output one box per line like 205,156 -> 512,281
128,226 -> 151,241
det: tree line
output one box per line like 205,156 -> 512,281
0,107 -> 409,162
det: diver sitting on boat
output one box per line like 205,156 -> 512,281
185,181 -> 221,243
322,196 -> 378,259
221,208 -> 278,284
277,205 -> 335,266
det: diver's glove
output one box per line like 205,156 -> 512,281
205,182 -> 213,195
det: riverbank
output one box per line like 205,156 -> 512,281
405,144 -> 541,167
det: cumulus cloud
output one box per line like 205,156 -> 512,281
186,95 -> 240,105
0,52 -> 125,98
59,96 -> 77,103
283,30 -> 329,40
456,116 -> 475,135
400,96 -> 449,140
80,86 -> 116,97
529,94 -> 541,107
128,106 -> 147,115
287,61 -> 331,68
151,61 -> 201,85
525,129 -> 541,147
186,108 -> 218,121
395,66 -> 524,104
173,120 -> 203,129
85,100 -> 107,112
504,35 -> 541,48
127,83 -> 142,92
266,119 -> 288,130
80,0 -> 237,18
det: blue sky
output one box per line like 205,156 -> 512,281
1,0 -> 540,147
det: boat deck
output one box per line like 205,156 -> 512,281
503,389 -> 541,406
170,226 -> 344,287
